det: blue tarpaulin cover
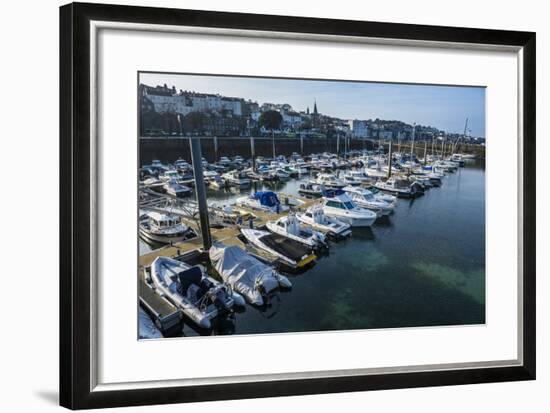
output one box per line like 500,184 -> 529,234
253,191 -> 280,207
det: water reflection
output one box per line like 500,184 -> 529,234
146,160 -> 486,336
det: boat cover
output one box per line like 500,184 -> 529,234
209,243 -> 280,305
253,191 -> 280,207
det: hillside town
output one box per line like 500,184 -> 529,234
139,83 -> 485,144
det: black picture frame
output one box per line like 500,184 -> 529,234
60,2 -> 536,410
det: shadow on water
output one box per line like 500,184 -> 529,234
373,215 -> 393,227
349,226 -> 376,241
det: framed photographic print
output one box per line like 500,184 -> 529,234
60,2 -> 536,409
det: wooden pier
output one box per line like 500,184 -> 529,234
138,190 -> 324,335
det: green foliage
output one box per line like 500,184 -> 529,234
259,110 -> 282,130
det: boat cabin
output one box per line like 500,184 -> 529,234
145,212 -> 180,229
323,192 -> 356,210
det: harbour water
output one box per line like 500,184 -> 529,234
140,160 -> 486,336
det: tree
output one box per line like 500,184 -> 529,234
259,110 -> 282,132
300,118 -> 312,130
185,111 -> 207,135
259,110 -> 282,159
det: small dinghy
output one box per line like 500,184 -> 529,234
151,256 -> 242,329
266,214 -> 327,250
209,243 -> 292,306
296,206 -> 352,239
240,228 -> 316,269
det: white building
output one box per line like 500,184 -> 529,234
144,89 -> 243,116
282,111 -> 302,129
348,119 -> 369,139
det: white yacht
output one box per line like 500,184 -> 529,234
342,170 -> 372,186
321,191 -> 377,227
269,167 -> 290,180
159,169 -> 183,183
163,180 -> 192,198
374,178 -> 420,198
139,212 -> 193,244
266,214 -> 327,250
313,173 -> 345,189
296,206 -> 351,239
343,185 -> 395,216
364,166 -> 387,179
365,186 -> 398,204
221,170 -> 251,188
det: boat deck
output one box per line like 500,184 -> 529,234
138,268 -> 182,336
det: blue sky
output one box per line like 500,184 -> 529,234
140,73 -> 485,138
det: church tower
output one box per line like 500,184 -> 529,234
312,99 -> 319,128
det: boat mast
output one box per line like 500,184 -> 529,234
454,117 -> 468,154
387,139 -> 393,178
410,122 -> 416,159
423,140 -> 428,165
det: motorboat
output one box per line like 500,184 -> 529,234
218,156 -> 232,167
203,170 -> 220,181
449,154 -> 466,166
298,182 -> 324,197
149,159 -> 169,174
296,206 -> 352,239
342,170 -> 372,186
266,214 -> 327,250
433,160 -> 458,173
174,158 -> 192,172
159,169 -> 184,183
240,228 -> 316,269
313,173 -> 345,189
342,185 -> 395,216
364,165 -> 388,179
221,170 -> 251,188
150,256 -> 241,329
411,167 -> 444,186
321,190 -> 378,227
209,203 -> 256,226
364,186 -> 398,204
140,176 -> 162,188
374,177 -> 420,198
209,243 -> 292,306
268,167 -> 290,180
235,191 -> 289,213
139,211 -> 194,244
163,180 -> 192,198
